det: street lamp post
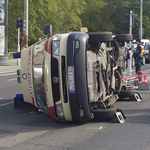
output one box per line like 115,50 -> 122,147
140,0 -> 143,39
128,10 -> 133,77
24,0 -> 28,48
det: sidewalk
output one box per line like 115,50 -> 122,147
0,59 -> 20,72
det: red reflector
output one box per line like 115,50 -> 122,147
48,106 -> 57,119
44,36 -> 53,54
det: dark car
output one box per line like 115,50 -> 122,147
143,44 -> 150,63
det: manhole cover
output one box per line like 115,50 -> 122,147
0,129 -> 17,139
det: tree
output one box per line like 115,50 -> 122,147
8,0 -> 24,48
8,0 -> 85,48
103,0 -> 130,34
82,0 -> 111,32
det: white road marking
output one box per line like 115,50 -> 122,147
0,72 -> 16,76
0,70 -> 17,74
7,78 -> 17,81
0,101 -> 14,107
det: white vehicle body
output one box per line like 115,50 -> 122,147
132,39 -> 150,47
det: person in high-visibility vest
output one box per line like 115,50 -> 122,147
133,38 -> 143,74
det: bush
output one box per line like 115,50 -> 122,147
8,48 -> 17,59
8,48 -> 17,53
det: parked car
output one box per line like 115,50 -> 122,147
143,44 -> 150,63
13,26 -> 133,123
132,39 -> 150,48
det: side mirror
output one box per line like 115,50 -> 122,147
44,25 -> 52,36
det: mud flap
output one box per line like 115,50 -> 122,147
111,109 -> 126,123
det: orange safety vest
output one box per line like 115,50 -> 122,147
137,45 -> 144,57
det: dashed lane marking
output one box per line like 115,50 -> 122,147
87,126 -> 103,130
0,70 -> 17,74
0,73 -> 16,76
0,102 -> 14,107
7,78 -> 17,81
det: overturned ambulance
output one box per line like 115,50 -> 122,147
14,25 -> 133,122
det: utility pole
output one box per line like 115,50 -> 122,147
17,27 -> 20,65
140,0 -> 143,39
133,0 -> 150,39
16,18 -> 23,65
24,0 -> 28,48
128,10 -> 133,77
129,10 -> 133,37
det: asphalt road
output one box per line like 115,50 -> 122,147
0,60 -> 150,150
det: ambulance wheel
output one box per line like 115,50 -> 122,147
114,34 -> 133,42
92,106 -> 117,120
119,88 -> 135,99
88,32 -> 113,44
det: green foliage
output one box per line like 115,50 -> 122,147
7,0 -> 150,48
8,49 -> 16,59
8,0 -> 85,47
8,48 -> 16,53
82,0 -> 109,32
8,0 -> 24,48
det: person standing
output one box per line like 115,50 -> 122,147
133,38 -> 144,74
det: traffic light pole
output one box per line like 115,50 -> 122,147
17,28 -> 20,66
140,0 -> 143,39
24,0 -> 28,48
128,10 -> 133,77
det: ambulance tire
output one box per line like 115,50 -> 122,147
114,34 -> 133,42
119,88 -> 136,99
92,106 -> 117,120
88,32 -> 113,44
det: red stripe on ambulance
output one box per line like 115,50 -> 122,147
44,36 -> 53,54
28,47 -> 35,105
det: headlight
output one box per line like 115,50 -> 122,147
79,105 -> 84,117
52,34 -> 61,56
52,40 -> 60,56
68,66 -> 75,93
75,40 -> 80,49
56,104 -> 64,117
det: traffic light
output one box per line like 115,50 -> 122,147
23,20 -> 26,33
16,18 -> 24,33
132,12 -> 137,27
125,14 -> 130,25
125,12 -> 137,27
